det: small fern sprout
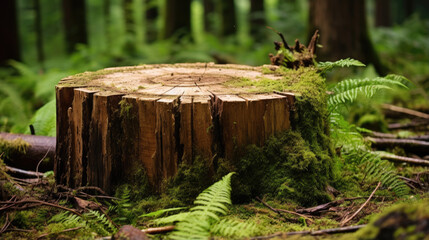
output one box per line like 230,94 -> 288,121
317,58 -> 366,73
152,172 -> 261,239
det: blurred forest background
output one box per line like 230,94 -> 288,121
1,0 -> 429,136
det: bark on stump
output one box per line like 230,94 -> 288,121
55,63 -> 295,193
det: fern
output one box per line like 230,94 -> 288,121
109,186 -> 133,224
49,210 -> 117,236
328,76 -> 408,107
211,219 -> 260,238
318,58 -> 365,72
343,150 -> 409,196
153,172 -> 259,239
84,210 -> 117,235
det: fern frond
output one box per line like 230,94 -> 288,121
140,207 -> 186,218
211,219 -> 260,238
328,77 -> 408,107
84,210 -> 117,236
343,150 -> 409,196
154,173 -> 236,239
153,212 -> 192,225
318,58 -> 365,72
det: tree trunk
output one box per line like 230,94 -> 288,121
0,0 -> 20,66
145,0 -> 158,43
163,0 -> 191,40
34,0 -> 45,70
309,0 -> 387,75
122,0 -> 136,53
250,0 -> 267,41
375,0 -> 392,27
220,0 -> 237,36
62,0 -> 88,53
55,63 -> 295,192
103,0 -> 111,48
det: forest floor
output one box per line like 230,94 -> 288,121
1,103 -> 429,239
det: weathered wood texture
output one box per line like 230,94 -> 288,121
55,63 -> 295,192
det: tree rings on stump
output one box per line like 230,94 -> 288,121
55,63 -> 295,192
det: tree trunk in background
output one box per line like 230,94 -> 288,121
375,0 -> 392,27
103,0 -> 111,48
309,0 -> 388,75
163,0 -> 191,40
0,0 -> 20,66
62,0 -> 88,53
250,0 -> 267,41
34,0 -> 45,70
123,0 -> 136,53
220,0 -> 237,36
203,0 -> 215,33
145,0 -> 158,43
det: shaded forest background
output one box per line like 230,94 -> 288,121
1,0 -> 429,135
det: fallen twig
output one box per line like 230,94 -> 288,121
378,152 -> 429,166
255,197 -> 313,223
6,166 -> 44,178
0,198 -> 82,217
340,182 -> 381,226
0,213 -> 11,234
388,120 -> 429,130
250,224 -> 366,239
368,137 -> 429,154
36,226 -> 83,239
142,225 -> 175,234
382,104 -> 429,120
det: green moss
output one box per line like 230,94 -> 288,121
219,67 -> 335,206
0,138 -> 29,165
119,99 -> 133,119
164,156 -> 213,204
228,131 -> 333,206
348,199 -> 429,240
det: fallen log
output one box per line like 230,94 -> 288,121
0,133 -> 55,172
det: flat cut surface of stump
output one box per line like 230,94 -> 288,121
55,63 -> 295,192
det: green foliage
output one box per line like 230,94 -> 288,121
49,210 -> 117,237
317,58 -> 366,73
109,186 -> 134,225
328,75 -> 408,108
165,156 -> 213,204
24,99 -> 56,136
154,173 -> 260,239
327,67 -> 410,197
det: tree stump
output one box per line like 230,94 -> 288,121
55,63 -> 296,193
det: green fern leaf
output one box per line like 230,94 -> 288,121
211,219 -> 260,238
318,58 -> 365,72
154,172 -> 236,239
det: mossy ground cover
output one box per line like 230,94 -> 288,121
1,65 -> 429,239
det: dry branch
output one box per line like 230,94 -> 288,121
382,104 -> 429,119
6,166 -> 44,178
367,137 -> 429,154
0,198 -> 82,217
256,197 -> 313,223
250,224 -> 366,239
142,225 -> 175,234
340,182 -> 381,226
378,152 -> 429,166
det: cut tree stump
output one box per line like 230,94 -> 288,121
55,63 -> 296,192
